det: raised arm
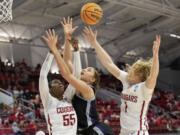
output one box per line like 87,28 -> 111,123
63,46 -> 82,102
39,52 -> 54,109
61,17 -> 78,73
145,35 -> 161,90
83,26 -> 124,80
43,29 -> 94,99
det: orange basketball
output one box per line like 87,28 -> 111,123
81,3 -> 103,25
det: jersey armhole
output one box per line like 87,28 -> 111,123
140,82 -> 154,100
117,70 -> 128,85
44,95 -> 53,110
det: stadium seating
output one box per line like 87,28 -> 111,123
0,59 -> 180,135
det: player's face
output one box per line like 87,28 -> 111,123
49,80 -> 64,100
127,70 -> 143,85
80,67 -> 95,84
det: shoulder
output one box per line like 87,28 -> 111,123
73,93 -> 95,102
137,82 -> 154,100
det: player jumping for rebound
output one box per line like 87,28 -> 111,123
43,17 -> 114,135
39,49 -> 77,135
83,26 -> 161,135
39,19 -> 80,135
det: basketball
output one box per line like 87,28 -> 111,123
81,3 -> 103,25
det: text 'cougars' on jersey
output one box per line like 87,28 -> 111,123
120,93 -> 138,103
57,106 -> 75,114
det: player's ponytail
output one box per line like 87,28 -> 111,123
93,69 -> 100,92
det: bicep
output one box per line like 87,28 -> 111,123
145,76 -> 157,89
140,82 -> 154,100
105,63 -> 121,78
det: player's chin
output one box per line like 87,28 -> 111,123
80,75 -> 83,80
80,75 -> 86,82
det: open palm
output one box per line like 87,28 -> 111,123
61,16 -> 78,36
83,26 -> 97,44
42,29 -> 58,52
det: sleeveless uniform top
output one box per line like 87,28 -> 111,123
39,53 -> 77,135
72,85 -> 99,129
45,97 -> 77,135
117,70 -> 153,131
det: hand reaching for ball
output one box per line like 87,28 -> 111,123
83,26 -> 98,45
153,35 -> 161,57
60,16 -> 78,37
42,29 -> 58,53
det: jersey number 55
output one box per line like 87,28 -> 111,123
63,113 -> 76,126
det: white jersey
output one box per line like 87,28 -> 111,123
39,53 -> 77,135
117,71 -> 153,131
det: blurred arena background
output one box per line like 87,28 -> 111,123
0,0 -> 180,135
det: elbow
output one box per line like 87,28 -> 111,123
60,70 -> 71,79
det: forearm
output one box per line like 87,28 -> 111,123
72,51 -> 82,78
150,55 -> 159,80
91,40 -> 113,66
64,35 -> 73,73
53,49 -> 71,77
64,35 -> 72,62
146,55 -> 159,89
90,40 -> 121,78
39,52 -> 54,108
40,52 -> 54,77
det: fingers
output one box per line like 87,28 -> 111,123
70,18 -> 72,25
62,16 -> 72,25
47,29 -> 56,37
72,26 -> 79,32
88,26 -> 93,35
83,26 -> 90,34
60,21 -> 64,27
46,30 -> 50,38
42,36 -> 48,42
48,29 -> 53,37
63,17 -> 66,25
153,41 -> 156,46
44,29 -> 57,40
55,35 -> 58,41
52,29 -> 55,37
67,16 -> 70,24
158,35 -> 161,44
155,35 -> 161,43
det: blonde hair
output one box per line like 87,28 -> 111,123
127,58 -> 152,82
